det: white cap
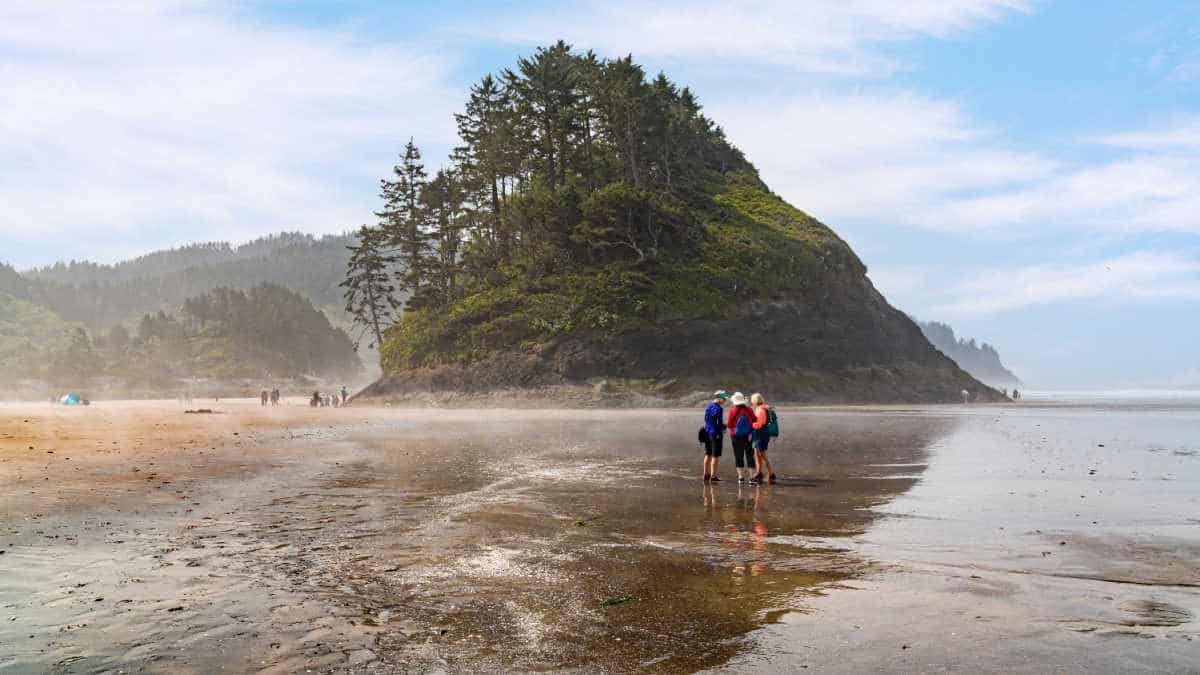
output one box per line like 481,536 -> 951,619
730,392 -> 747,406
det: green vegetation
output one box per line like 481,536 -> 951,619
0,292 -> 78,380
361,43 -> 863,374
0,283 -> 360,393
5,232 -> 355,333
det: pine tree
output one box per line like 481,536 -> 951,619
417,169 -> 467,307
574,50 -> 604,193
597,56 -> 653,189
377,139 -> 431,297
453,75 -> 508,242
504,41 -> 583,189
340,225 -> 401,349
348,45 -> 755,323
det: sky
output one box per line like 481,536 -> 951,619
2,0 -> 1198,388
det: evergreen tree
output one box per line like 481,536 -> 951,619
453,75 -> 509,249
377,140 -> 431,298
341,225 -> 401,349
596,56 -> 653,189
504,41 -> 583,189
348,42 -> 755,320
417,169 -> 468,308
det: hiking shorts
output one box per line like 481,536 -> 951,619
704,433 -> 723,457
732,435 -> 755,468
754,429 -> 771,452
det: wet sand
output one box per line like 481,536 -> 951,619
1,400 -> 1197,672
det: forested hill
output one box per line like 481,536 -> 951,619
1,283 -> 360,395
918,321 -> 1020,387
26,232 -> 341,286
3,232 -> 353,332
352,42 -> 998,404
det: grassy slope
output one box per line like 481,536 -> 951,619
380,173 -> 863,374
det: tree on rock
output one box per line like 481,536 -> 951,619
377,140 -> 432,300
341,225 -> 401,349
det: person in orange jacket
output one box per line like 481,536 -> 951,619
750,393 -> 776,485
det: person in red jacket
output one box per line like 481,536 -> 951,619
750,393 -> 776,485
726,392 -> 757,482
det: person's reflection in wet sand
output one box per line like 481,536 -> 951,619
724,482 -> 771,580
750,485 -> 770,574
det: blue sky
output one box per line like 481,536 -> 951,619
2,1 -> 1198,388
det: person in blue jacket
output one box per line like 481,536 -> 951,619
702,391 -> 729,481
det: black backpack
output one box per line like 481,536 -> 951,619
697,426 -> 708,444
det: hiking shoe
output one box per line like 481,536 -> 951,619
709,475 -> 722,482
748,476 -> 760,485
737,476 -> 745,484
703,474 -> 710,482
768,474 -> 777,484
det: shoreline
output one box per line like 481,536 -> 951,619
2,399 -> 1197,671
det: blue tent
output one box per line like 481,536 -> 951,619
60,393 -> 81,405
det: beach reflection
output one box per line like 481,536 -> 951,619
330,408 -> 958,672
0,406 -> 957,673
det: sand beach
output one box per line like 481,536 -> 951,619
1,398 -> 1197,672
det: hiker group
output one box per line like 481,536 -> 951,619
700,391 -> 778,485
310,386 -> 349,408
260,389 -> 281,406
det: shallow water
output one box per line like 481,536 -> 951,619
1,403 -> 1197,672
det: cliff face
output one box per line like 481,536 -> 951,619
918,320 -> 1021,387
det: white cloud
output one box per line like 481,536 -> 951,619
711,92 -> 1057,226
867,265 -> 929,298
1100,116 -> 1200,150
915,156 -> 1200,233
929,251 -> 1200,319
486,0 -> 1034,76
916,115 -> 1200,234
0,1 -> 458,258
713,94 -> 1200,237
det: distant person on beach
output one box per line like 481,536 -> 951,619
702,391 -> 729,482
961,389 -> 970,404
750,393 -> 776,485
310,391 -> 320,408
340,385 -> 348,405
727,392 -> 757,483
260,390 -> 268,406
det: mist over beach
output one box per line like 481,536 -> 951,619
2,399 -> 1198,671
